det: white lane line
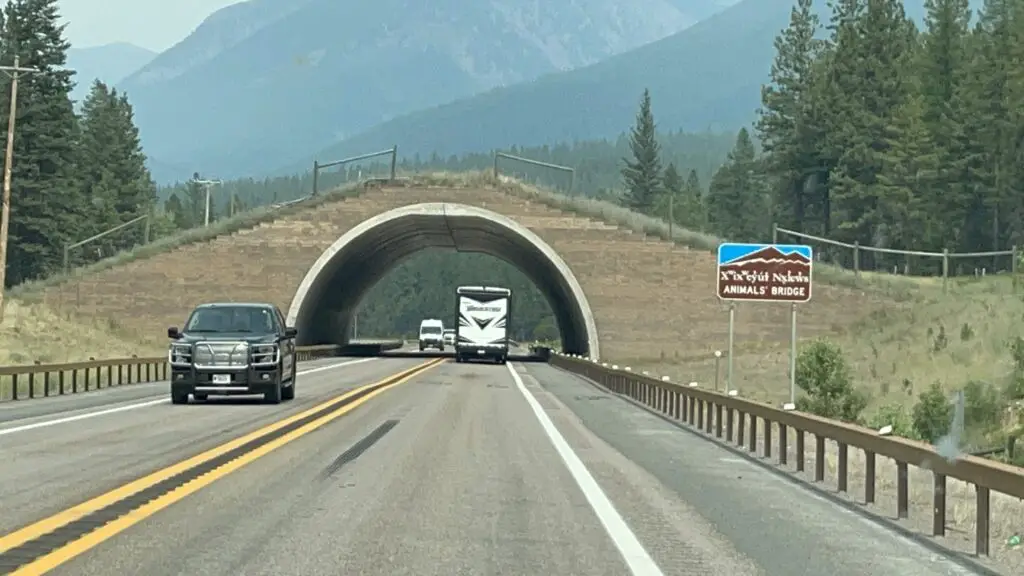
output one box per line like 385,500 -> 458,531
0,357 -> 379,437
505,362 -> 664,576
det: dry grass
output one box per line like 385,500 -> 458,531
0,299 -> 166,399
0,299 -> 163,366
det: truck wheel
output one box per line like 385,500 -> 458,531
282,362 -> 297,400
171,391 -> 188,404
264,378 -> 282,404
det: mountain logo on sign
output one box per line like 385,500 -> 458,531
720,245 -> 811,274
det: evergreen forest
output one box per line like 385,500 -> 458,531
2,0 -> 1023,340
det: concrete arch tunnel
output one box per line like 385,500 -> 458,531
285,202 -> 601,358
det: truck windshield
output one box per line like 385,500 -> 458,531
421,326 -> 442,334
186,307 -> 277,333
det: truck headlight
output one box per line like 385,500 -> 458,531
251,343 -> 278,365
168,343 -> 192,365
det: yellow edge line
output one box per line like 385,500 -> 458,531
0,357 -> 444,556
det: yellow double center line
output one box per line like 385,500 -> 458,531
0,357 -> 444,575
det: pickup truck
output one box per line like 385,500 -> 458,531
167,302 -> 297,404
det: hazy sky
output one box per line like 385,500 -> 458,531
59,0 -> 240,52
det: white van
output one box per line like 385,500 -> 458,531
443,329 -> 455,346
418,318 -> 445,351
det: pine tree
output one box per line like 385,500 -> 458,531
706,129 -> 766,241
182,174 -> 206,228
756,0 -> 826,234
824,0 -> 917,248
620,89 -> 662,213
78,80 -> 156,252
163,193 -> 188,230
661,166 -> 705,231
682,169 -> 705,230
916,0 -> 973,251
875,93 -> 939,250
0,0 -> 85,284
655,162 -> 683,224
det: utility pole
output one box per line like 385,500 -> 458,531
0,56 -> 38,322
190,174 -> 222,227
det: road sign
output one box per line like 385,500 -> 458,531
717,243 -> 813,303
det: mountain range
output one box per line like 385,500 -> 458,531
66,43 -> 155,104
115,0 -> 742,183
89,0 -> 973,184
291,0 -> 963,175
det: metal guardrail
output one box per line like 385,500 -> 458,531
0,345 -> 341,402
549,352 -> 1024,557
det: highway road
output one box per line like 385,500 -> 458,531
0,358 -> 991,575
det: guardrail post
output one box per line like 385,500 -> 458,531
748,415 -> 757,452
933,473 -> 946,536
897,462 -> 909,518
864,451 -> 875,503
779,424 -> 788,465
976,487 -> 990,555
815,435 -> 825,481
795,430 -> 805,472
837,443 -> 848,492
737,412 -> 745,446
763,418 -> 772,458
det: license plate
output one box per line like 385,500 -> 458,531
212,374 -> 231,384
477,350 -> 485,354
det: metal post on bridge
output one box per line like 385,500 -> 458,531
492,152 -> 575,194
62,214 -> 150,275
311,146 -> 398,195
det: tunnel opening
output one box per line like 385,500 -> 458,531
285,203 -> 599,358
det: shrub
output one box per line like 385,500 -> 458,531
867,402 -> 917,439
795,339 -> 868,423
912,382 -> 953,442
962,379 -> 1005,435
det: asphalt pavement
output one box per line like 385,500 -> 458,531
0,358 -> 992,575
0,356 -> 422,536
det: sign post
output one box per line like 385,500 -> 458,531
716,243 -> 813,404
